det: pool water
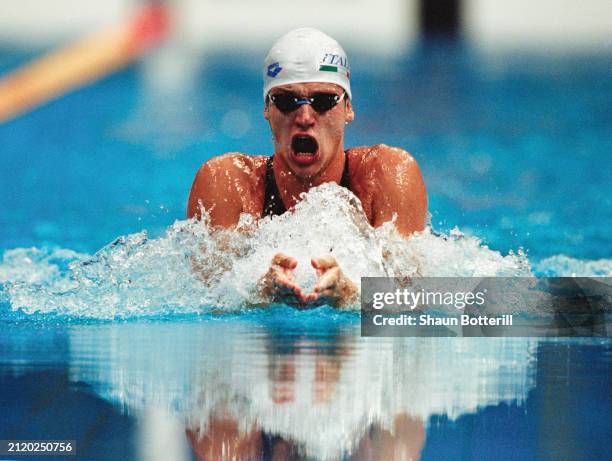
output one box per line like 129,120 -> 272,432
1,41 -> 611,459
1,318 -> 610,460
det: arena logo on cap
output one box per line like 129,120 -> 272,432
319,53 -> 349,73
267,62 -> 282,78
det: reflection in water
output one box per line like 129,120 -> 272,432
68,321 -> 536,460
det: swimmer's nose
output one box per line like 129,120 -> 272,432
294,103 -> 316,129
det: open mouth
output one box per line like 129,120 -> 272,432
290,135 -> 319,165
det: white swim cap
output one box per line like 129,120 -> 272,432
263,28 -> 351,101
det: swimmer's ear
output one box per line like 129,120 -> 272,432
345,98 -> 355,124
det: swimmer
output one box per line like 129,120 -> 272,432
187,28 -> 427,307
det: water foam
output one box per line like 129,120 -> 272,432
1,184 -> 532,318
534,255 -> 612,277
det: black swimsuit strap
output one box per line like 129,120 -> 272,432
262,156 -> 286,217
339,152 -> 351,189
262,153 -> 351,217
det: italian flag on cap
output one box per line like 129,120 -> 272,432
319,64 -> 337,72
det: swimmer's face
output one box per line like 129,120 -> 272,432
264,82 -> 354,179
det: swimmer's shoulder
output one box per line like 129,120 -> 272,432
346,144 -> 421,180
347,144 -> 427,234
194,153 -> 269,195
197,152 -> 268,181
347,144 -> 418,167
188,153 -> 269,219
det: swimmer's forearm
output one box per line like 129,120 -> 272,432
189,236 -> 239,284
190,255 -> 218,284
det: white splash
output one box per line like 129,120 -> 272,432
2,184 -> 532,318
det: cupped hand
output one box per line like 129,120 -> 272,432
257,252 -> 305,304
258,253 -> 358,308
302,255 -> 358,307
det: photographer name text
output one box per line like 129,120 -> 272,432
371,313 -> 513,327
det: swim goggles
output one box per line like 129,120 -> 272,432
267,91 -> 346,114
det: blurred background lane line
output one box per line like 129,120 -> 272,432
0,2 -> 170,123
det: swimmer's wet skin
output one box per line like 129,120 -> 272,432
187,27 -> 428,308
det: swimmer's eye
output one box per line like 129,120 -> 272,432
268,92 -> 345,114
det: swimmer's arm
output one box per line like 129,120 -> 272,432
187,155 -> 247,283
371,146 -> 427,236
187,154 -> 246,227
